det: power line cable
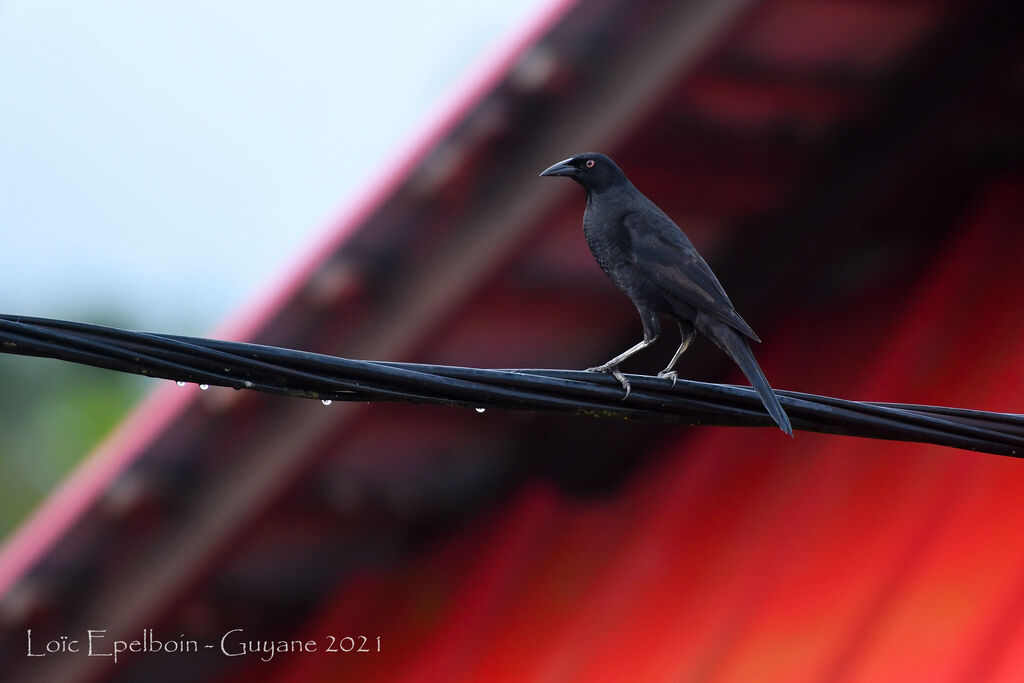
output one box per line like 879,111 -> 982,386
1,314 -> 1021,457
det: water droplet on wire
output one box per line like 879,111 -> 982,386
475,407 -> 486,414
199,384 -> 210,391
176,381 -> 186,387
322,399 -> 333,406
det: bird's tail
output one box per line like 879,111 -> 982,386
700,317 -> 793,436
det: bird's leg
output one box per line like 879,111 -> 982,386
586,310 -> 660,400
586,336 -> 657,374
658,321 -> 696,388
585,336 -> 656,399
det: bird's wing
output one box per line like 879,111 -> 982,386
624,210 -> 761,342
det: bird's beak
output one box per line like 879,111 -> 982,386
539,158 -> 576,177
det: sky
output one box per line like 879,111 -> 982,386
0,0 -> 552,332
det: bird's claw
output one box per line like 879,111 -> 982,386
585,364 -> 631,399
610,367 -> 631,399
658,370 -> 678,388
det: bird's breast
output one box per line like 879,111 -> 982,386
582,203 -> 629,267
582,204 -> 655,303
582,213 -> 620,275
581,197 -> 679,315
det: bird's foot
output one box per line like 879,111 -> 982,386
657,370 -> 678,388
610,367 -> 631,399
585,363 -> 631,399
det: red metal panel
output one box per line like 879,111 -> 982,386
271,179 -> 1024,682
733,0 -> 948,74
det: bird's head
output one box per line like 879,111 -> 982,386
539,153 -> 627,192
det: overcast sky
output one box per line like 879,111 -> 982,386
0,0 -> 552,332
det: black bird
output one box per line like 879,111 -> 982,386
540,152 -> 792,435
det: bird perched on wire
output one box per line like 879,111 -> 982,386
540,152 -> 792,435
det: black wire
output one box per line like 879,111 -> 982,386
1,314 -> 1021,458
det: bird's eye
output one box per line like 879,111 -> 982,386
585,159 -> 595,168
